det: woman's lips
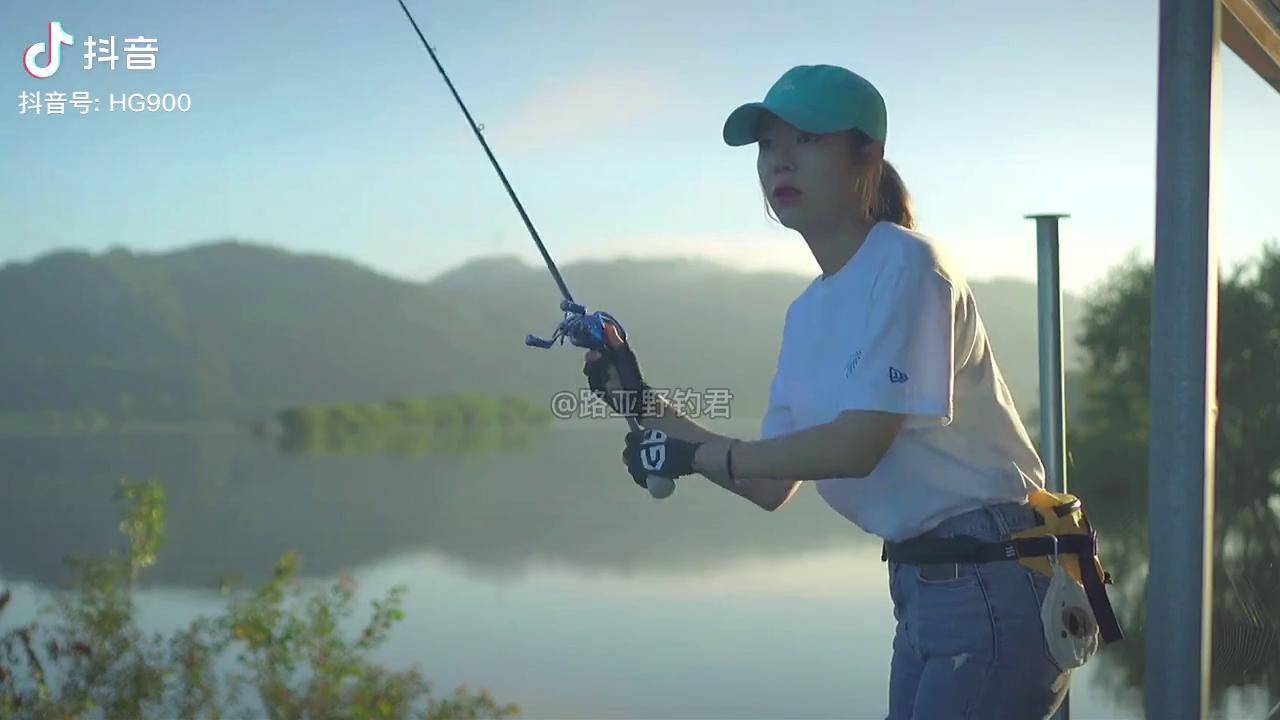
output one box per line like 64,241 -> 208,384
773,187 -> 802,204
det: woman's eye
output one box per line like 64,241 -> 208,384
759,134 -> 815,149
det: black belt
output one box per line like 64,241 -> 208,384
882,533 -> 1124,644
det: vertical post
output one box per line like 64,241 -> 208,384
1026,212 -> 1069,720
1026,213 -> 1069,495
1147,0 -> 1219,718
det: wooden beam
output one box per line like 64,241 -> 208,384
1222,0 -> 1280,92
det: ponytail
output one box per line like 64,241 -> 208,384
872,158 -> 914,230
851,130 -> 915,230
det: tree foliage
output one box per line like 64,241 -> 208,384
1067,240 -> 1280,708
0,479 -> 520,720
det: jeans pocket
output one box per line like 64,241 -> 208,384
888,561 -> 901,621
914,562 -> 981,587
1025,568 -> 1068,675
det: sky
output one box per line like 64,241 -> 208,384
2,0 -> 1278,296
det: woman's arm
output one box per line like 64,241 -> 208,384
627,394 -> 801,509
582,344 -> 903,507
635,392 -> 723,444
693,409 -> 906,510
737,409 -> 905,480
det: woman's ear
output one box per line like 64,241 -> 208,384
859,139 -> 885,164
847,132 -> 884,165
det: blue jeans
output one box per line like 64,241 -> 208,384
886,501 -> 1071,720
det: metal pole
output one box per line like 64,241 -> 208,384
1026,214 -> 1069,494
1146,0 -> 1219,717
1026,212 -> 1069,720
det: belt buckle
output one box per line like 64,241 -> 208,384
919,561 -> 961,582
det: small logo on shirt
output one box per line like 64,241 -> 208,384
843,350 -> 862,378
889,366 -> 909,384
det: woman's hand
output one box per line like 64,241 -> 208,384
583,322 -> 650,416
619,430 -> 737,490
622,428 -> 699,489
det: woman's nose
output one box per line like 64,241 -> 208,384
771,148 -> 794,173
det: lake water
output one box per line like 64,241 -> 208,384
1,423 -> 1275,719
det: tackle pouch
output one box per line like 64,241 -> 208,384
1011,489 -> 1124,645
881,490 -> 1125,645
1042,549 -> 1101,669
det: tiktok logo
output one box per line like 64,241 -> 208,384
24,21 -> 75,79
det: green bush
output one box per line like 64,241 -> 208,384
0,479 -> 520,720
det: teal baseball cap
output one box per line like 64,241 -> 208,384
722,64 -> 887,147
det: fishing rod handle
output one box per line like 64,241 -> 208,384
601,322 -> 673,497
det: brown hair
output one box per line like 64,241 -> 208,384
761,129 -> 915,230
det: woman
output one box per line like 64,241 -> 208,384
584,64 -> 1072,719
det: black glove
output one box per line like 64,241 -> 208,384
622,428 -> 700,489
583,327 -> 651,417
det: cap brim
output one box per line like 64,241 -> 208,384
723,102 -> 834,146
722,102 -> 770,146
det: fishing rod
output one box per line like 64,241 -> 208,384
392,0 -> 674,499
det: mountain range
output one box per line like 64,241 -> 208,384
0,240 -> 1084,428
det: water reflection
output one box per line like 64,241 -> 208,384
0,423 -> 862,591
278,423 -> 541,456
1,424 -> 1276,716
1068,470 -> 1280,714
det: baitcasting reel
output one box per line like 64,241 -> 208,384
524,300 -> 673,499
525,300 -> 626,351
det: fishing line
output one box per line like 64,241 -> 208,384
392,0 -> 574,306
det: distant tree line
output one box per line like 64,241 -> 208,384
275,395 -> 552,455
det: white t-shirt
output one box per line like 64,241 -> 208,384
760,220 -> 1045,541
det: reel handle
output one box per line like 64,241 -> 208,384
524,334 -> 554,348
